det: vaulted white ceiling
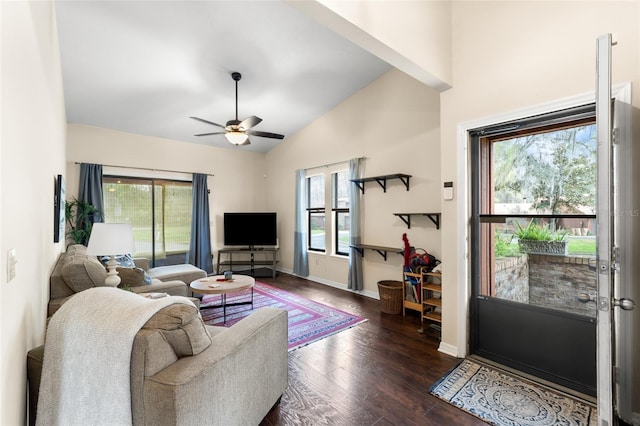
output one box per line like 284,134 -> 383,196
55,1 -> 392,153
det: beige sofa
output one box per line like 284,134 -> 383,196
27,300 -> 289,425
48,245 -> 206,316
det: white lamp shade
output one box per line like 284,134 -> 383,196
86,223 -> 136,256
225,131 -> 249,145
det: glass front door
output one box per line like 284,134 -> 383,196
470,107 -> 599,396
468,33 -> 637,423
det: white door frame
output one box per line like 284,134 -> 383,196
595,33 -> 614,425
454,81 -> 631,417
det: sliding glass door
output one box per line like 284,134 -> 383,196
102,176 -> 192,266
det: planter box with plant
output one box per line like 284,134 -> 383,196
515,221 -> 569,256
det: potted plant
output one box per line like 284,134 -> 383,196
515,221 -> 569,255
65,198 -> 102,246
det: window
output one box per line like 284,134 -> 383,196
306,166 -> 350,256
473,107 -> 597,306
307,174 -> 325,252
332,170 -> 350,255
103,176 -> 192,266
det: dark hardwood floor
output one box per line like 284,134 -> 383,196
257,273 -> 487,426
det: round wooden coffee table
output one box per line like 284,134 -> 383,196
190,275 -> 255,323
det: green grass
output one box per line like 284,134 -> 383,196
496,237 -> 596,257
568,238 -> 596,254
497,242 -> 521,257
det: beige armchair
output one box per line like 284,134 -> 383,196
27,298 -> 288,425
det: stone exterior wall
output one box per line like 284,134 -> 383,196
495,255 -> 529,303
528,254 -> 597,317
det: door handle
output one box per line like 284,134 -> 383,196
578,293 -> 635,311
614,298 -> 635,311
578,293 -> 596,303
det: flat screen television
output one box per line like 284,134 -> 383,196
223,212 -> 277,248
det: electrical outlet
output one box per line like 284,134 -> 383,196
7,248 -> 17,282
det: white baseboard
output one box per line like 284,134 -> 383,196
279,267 -> 379,300
438,342 -> 459,358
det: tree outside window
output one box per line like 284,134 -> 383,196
489,122 -> 597,260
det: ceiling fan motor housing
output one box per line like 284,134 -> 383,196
226,119 -> 241,129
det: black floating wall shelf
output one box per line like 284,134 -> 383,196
349,244 -> 403,261
393,213 -> 441,229
351,173 -> 411,194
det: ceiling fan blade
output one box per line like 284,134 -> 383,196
194,131 -> 226,137
247,130 -> 285,140
238,116 -> 262,131
190,116 -> 226,129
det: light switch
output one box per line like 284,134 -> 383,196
7,248 -> 17,282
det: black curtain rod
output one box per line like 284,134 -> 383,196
74,162 -> 214,177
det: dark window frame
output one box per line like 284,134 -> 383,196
306,175 -> 326,253
332,171 -> 350,256
102,175 -> 192,267
471,104 -> 597,300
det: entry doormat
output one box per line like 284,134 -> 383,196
200,282 -> 367,352
429,359 -> 597,426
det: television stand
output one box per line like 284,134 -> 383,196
216,247 -> 279,279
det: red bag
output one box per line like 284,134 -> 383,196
409,248 -> 440,272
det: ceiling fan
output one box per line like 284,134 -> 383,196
190,72 -> 285,146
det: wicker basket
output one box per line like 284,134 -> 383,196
377,280 -> 403,314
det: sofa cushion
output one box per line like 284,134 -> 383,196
116,267 -> 148,287
147,264 -> 206,285
61,256 -> 107,292
142,303 -> 211,357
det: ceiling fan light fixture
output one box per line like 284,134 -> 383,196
225,131 -> 248,145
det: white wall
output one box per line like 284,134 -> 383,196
266,68 -> 441,298
441,0 -> 640,355
0,1 -> 67,423
66,124 -> 269,252
288,0 -> 452,91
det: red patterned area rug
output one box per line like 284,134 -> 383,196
199,281 -> 367,351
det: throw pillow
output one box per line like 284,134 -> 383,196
101,254 -> 152,284
143,303 -> 212,357
115,267 -> 147,287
